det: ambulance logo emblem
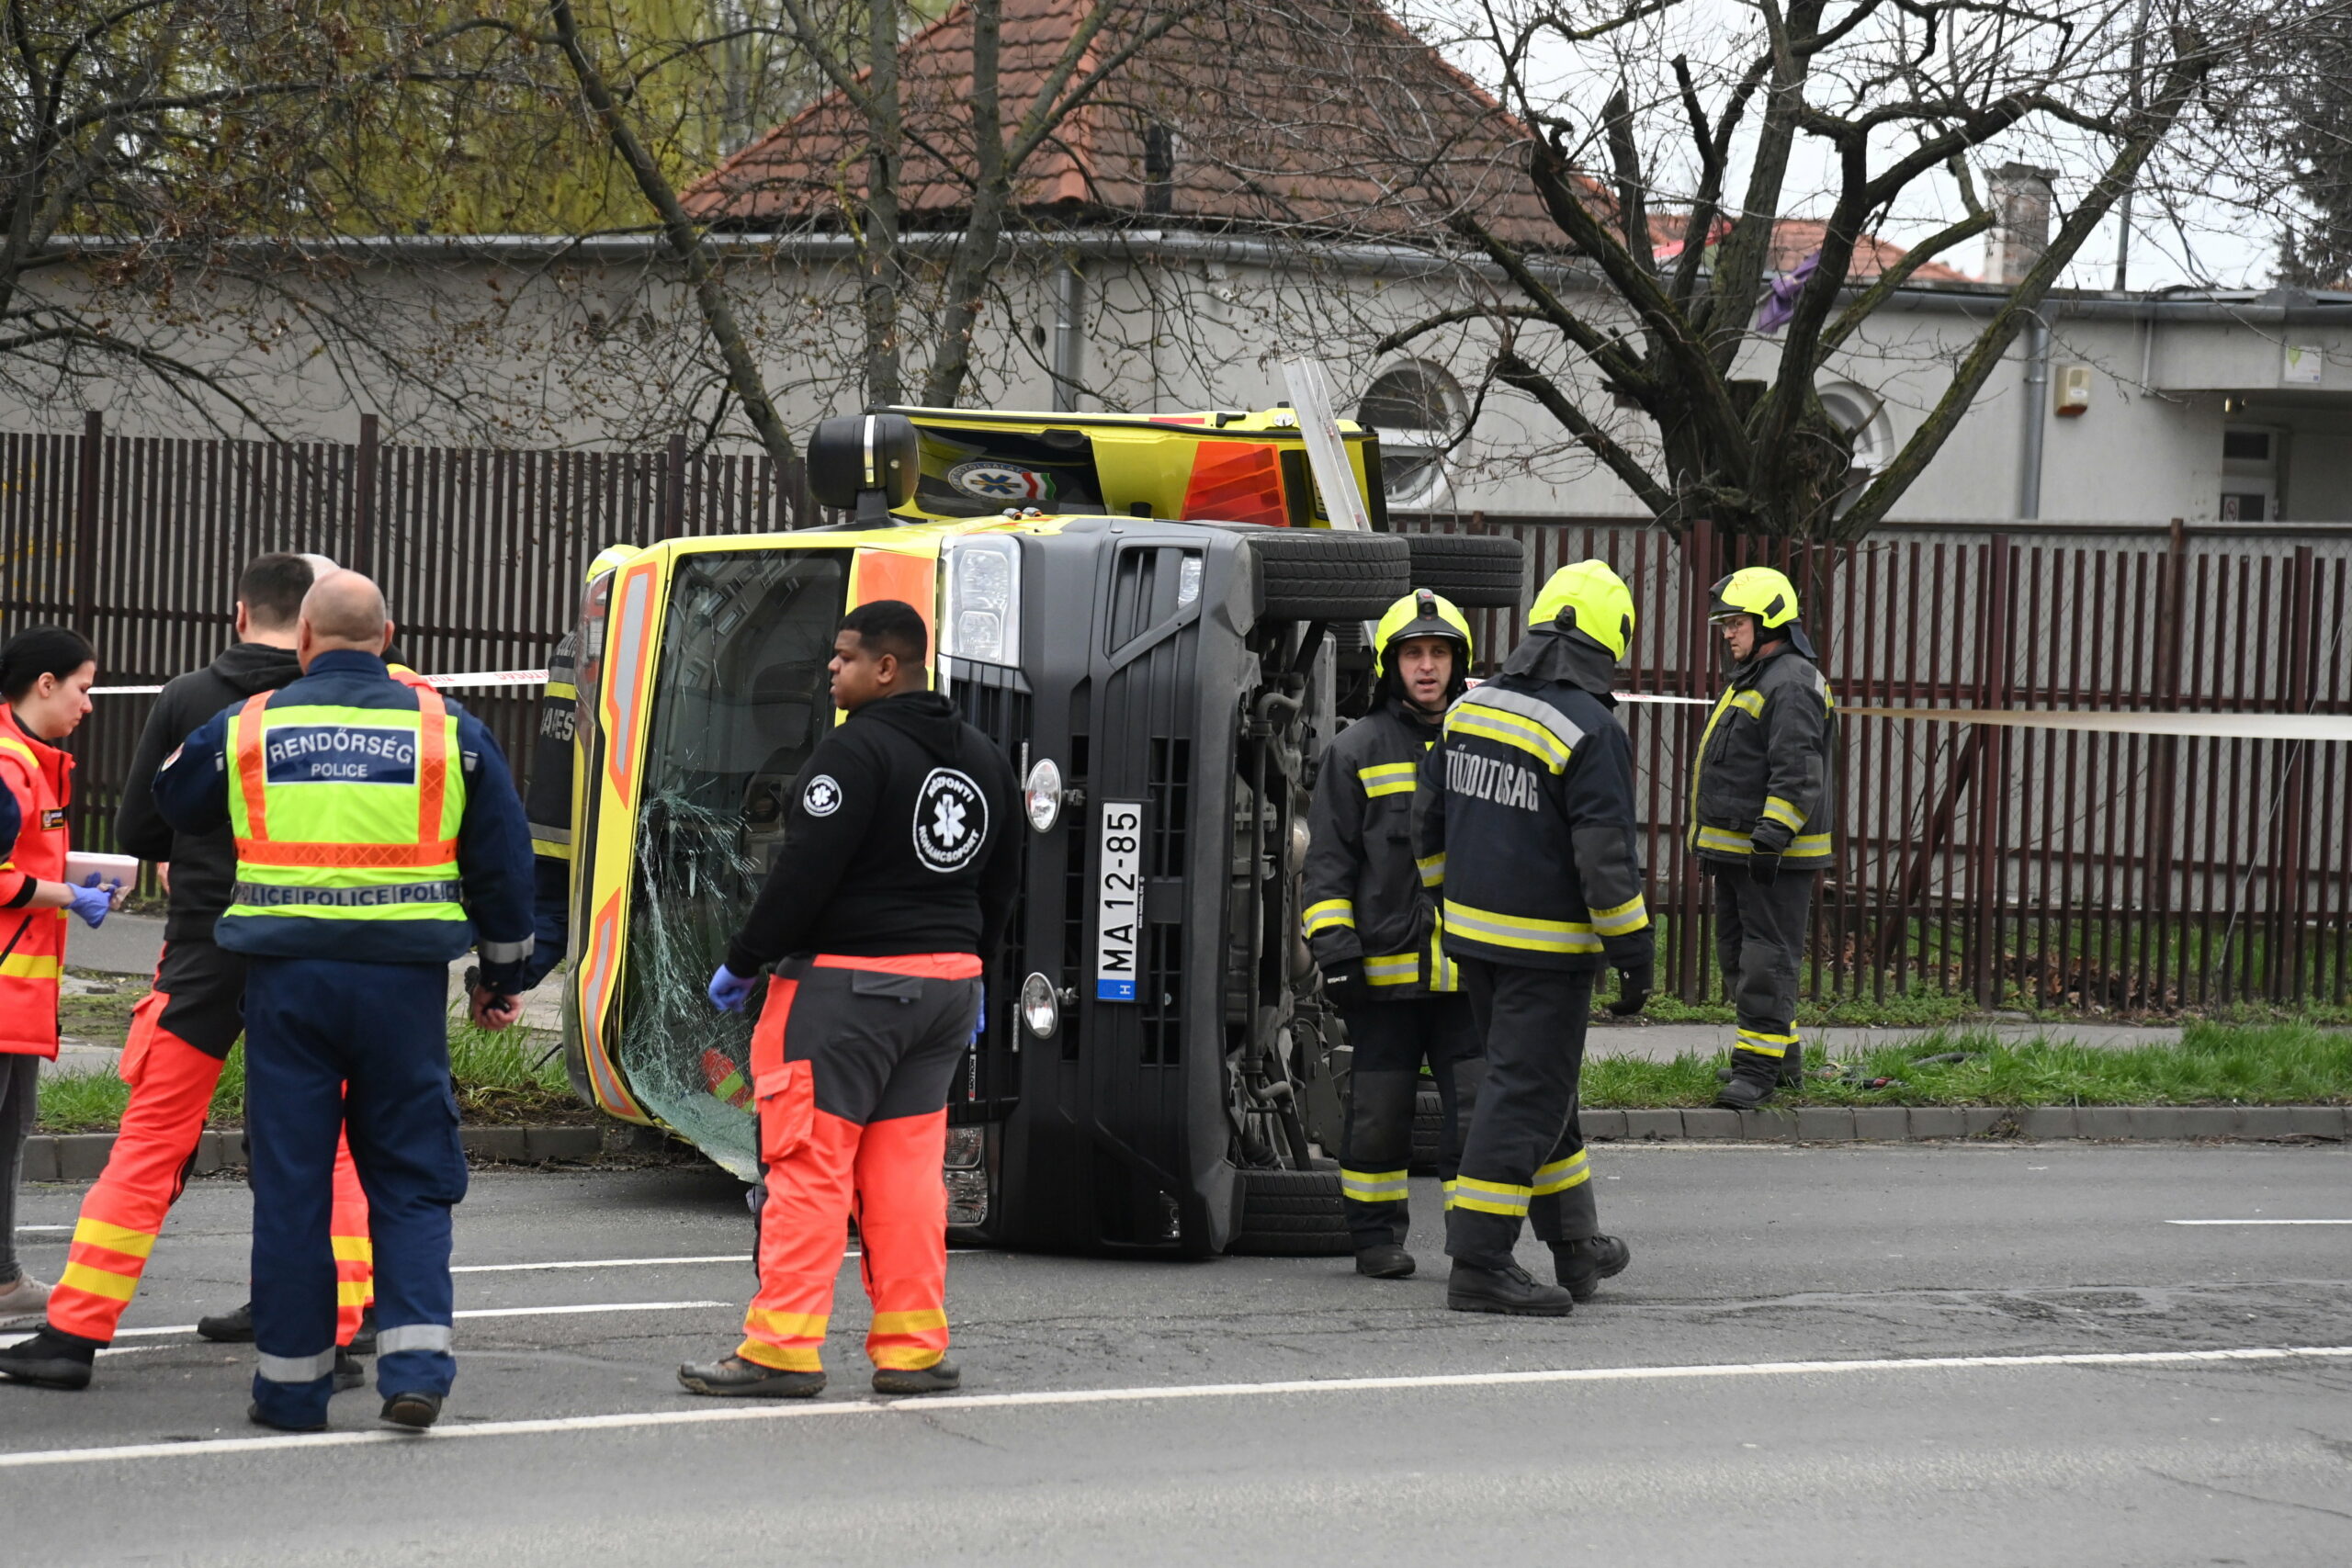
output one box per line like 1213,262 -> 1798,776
912,768 -> 987,873
947,460 -> 1054,502
801,773 -> 842,817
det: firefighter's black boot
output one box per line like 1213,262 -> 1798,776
1713,1071 -> 1781,1111
1551,1235 -> 1632,1302
1354,1243 -> 1416,1280
678,1354 -> 826,1399
197,1301 -> 254,1343
0,1325 -> 101,1390
873,1360 -> 961,1396
1446,1261 -> 1573,1316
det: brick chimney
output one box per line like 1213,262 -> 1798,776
1989,164 -> 2060,284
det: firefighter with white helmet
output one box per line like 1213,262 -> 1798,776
1690,565 -> 1838,1110
1303,590 -> 1485,1280
1419,560 -> 1647,1316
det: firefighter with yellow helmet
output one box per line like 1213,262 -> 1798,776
1418,560 -> 1646,1316
1690,565 -> 1838,1110
1303,590 -> 1484,1280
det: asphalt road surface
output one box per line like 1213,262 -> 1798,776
6,1143 -> 2350,1565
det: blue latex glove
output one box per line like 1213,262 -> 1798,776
67,874 -> 114,929
971,981 -> 987,1043
707,964 -> 756,1013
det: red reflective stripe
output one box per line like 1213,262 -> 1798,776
809,953 -> 983,980
413,684 -> 447,848
234,838 -> 459,869
233,694 -> 272,841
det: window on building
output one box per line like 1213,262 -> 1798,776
1358,362 -> 1464,508
1816,385 -> 1894,517
2221,424 -> 2279,522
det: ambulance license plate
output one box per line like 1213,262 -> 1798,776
1095,801 -> 1145,1001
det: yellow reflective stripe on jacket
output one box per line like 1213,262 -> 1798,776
529,829 -> 574,863
1304,899 -> 1354,936
1532,1150 -> 1590,1196
1442,899 -> 1601,954
1695,825 -> 1833,858
1340,1168 -> 1410,1202
1589,894 -> 1648,938
1357,761 -> 1418,798
1417,852 -> 1445,888
0,953 -> 62,981
1761,795 -> 1805,830
1448,1175 -> 1532,1216
1687,689 -> 1739,852
1729,688 -> 1765,717
1428,927 -> 1459,992
1363,953 -> 1419,987
1446,707 -> 1574,773
542,681 -> 578,702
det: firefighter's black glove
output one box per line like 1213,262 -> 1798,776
1748,850 -> 1782,886
1605,960 -> 1652,1017
1320,962 -> 1361,992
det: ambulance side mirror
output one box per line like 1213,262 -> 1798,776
808,412 -> 921,527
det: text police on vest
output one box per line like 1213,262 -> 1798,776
265,726 -> 420,785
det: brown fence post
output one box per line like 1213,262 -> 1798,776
2274,545 -> 2317,1000
72,410 -> 102,637
352,413 -> 379,576
1969,533 -> 2012,1007
660,433 -> 686,539
1676,516 -> 1716,1003
2144,518 -> 2188,1004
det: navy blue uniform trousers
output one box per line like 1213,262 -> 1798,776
244,957 -> 464,1427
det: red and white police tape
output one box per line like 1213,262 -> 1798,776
90,671 -> 2351,741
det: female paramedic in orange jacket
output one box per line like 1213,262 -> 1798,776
0,626 -> 117,1329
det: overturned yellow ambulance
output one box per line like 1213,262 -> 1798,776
560,404 -> 1523,1255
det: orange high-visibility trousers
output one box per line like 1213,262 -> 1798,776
735,954 -> 978,1376
46,949 -> 372,1346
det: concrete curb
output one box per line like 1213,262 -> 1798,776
1580,1105 -> 2350,1143
20,1124 -> 611,1181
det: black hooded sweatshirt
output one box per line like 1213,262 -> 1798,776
726,691 -> 1020,973
116,641 -> 307,943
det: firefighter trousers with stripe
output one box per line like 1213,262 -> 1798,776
1443,959 -> 1600,1270
738,954 -> 980,1376
1712,869 -> 1815,1081
47,940 -> 372,1348
1335,993 -> 1482,1249
243,958 -> 462,1429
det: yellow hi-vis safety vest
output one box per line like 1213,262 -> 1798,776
222,684 -> 469,934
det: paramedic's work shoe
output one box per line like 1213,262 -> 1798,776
247,1402 -> 326,1433
1354,1244 -> 1417,1280
0,1325 -> 99,1390
1551,1235 -> 1633,1302
0,1273 -> 53,1331
872,1360 -> 961,1396
381,1391 -> 443,1429
1445,1261 -> 1573,1316
677,1355 -> 826,1399
197,1301 -> 255,1343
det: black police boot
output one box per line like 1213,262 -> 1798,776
334,1348 -> 366,1393
1446,1260 -> 1574,1316
872,1360 -> 961,1396
1354,1243 -> 1417,1280
1551,1235 -> 1633,1302
1715,1043 -> 1804,1086
677,1354 -> 826,1399
0,1325 -> 102,1390
347,1305 -> 378,1356
196,1301 -> 254,1343
381,1390 -> 443,1429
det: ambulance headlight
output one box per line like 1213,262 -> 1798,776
1020,972 -> 1060,1038
943,536 -> 1022,667
1023,757 -> 1064,833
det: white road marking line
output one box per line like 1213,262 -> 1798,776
15,1224 -> 74,1234
1,1300 -> 728,1351
2166,1219 -> 2352,1226
5,1344 -> 2348,1470
452,1256 -> 752,1273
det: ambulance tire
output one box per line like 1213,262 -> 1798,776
1403,531 -> 1528,608
1227,1168 -> 1353,1256
1408,1083 -> 1444,1174
1248,530 -> 1412,622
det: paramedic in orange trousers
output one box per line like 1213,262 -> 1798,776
682,599 -> 1018,1399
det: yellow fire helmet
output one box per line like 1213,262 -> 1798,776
586,543 -> 640,583
1373,588 -> 1474,679
1529,558 -> 1636,665
1707,565 -> 1800,628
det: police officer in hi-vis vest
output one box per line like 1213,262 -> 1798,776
154,570 -> 534,1433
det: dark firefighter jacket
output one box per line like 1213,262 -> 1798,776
1417,669 -> 1652,974
1303,698 -> 1456,998
1689,643 -> 1838,868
